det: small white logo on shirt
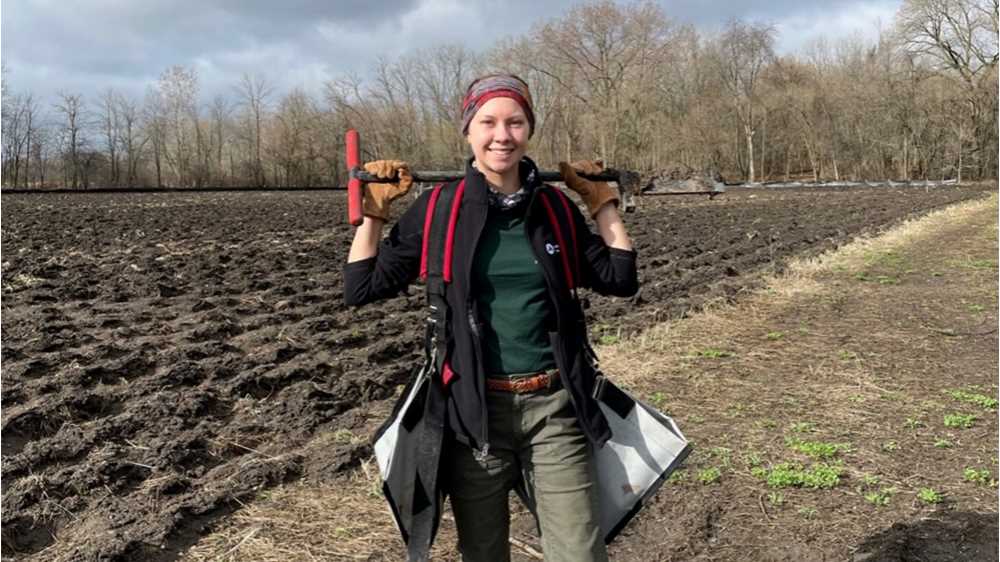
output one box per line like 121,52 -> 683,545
545,243 -> 560,255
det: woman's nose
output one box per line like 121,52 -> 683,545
493,125 -> 512,142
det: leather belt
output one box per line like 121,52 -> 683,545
486,371 -> 559,393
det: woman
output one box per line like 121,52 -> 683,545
344,74 -> 637,562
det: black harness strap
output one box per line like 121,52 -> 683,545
424,182 -> 460,372
405,180 -> 460,561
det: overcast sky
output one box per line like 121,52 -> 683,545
2,0 -> 902,104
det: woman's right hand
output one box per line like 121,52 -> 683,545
363,160 -> 414,220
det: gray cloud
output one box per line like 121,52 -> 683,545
1,0 -> 901,104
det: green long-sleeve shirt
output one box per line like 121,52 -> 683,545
471,204 -> 557,376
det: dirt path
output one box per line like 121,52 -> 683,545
600,194 -> 999,562
181,195 -> 998,561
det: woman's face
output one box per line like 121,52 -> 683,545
465,96 -> 530,181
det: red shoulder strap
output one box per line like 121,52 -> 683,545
442,179 -> 466,283
419,179 -> 466,283
419,184 -> 445,281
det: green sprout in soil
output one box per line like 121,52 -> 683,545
945,389 -> 998,410
666,469 -> 688,485
861,474 -> 881,487
709,447 -> 733,468
789,421 -> 817,433
798,506 -> 818,519
858,474 -> 893,506
786,438 -> 853,460
963,467 -> 995,486
864,487 -> 896,506
933,439 -> 953,449
876,275 -> 899,285
967,304 -> 985,313
768,491 -> 784,506
754,461 -> 844,489
648,391 -> 667,409
698,467 -> 722,485
743,451 -> 763,468
944,413 -> 977,429
838,350 -> 858,361
881,441 -> 900,452
599,334 -> 620,345
918,488 -> 944,504
765,331 -> 785,341
904,417 -> 924,429
848,394 -> 866,403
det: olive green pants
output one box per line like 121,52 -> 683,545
446,384 -> 608,562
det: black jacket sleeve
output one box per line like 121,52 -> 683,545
570,201 -> 639,297
343,190 -> 432,307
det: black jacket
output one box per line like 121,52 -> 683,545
344,157 -> 638,452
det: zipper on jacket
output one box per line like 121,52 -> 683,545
464,193 -> 491,459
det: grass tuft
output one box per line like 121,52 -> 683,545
786,437 -> 852,460
943,413 -> 977,429
754,461 -> 843,489
917,488 -> 944,504
944,389 -> 998,411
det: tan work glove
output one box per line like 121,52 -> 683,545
363,160 -> 414,221
558,160 -> 619,218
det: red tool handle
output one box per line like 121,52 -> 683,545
345,129 -> 363,226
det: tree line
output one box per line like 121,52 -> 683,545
2,0 -> 996,189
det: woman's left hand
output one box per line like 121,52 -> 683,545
558,160 -> 619,218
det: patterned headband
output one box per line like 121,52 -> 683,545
461,74 -> 535,138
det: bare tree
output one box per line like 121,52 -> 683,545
235,73 -> 274,187
412,44 -> 479,166
53,92 -> 86,188
714,20 -> 776,184
142,86 -> 168,188
273,88 -> 319,186
531,0 -> 675,165
157,65 -> 200,186
897,0 -> 999,179
116,93 -> 146,187
30,125 -> 53,188
98,88 -> 123,187
897,0 -> 998,84
208,95 -> 231,186
2,93 -> 27,187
